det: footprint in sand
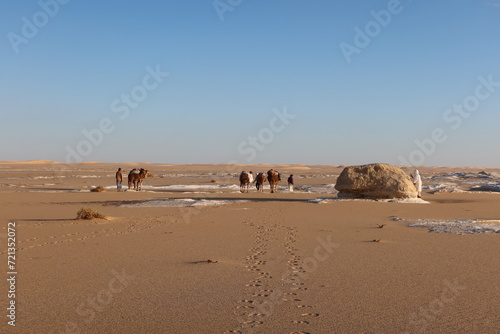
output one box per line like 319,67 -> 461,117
301,313 -> 320,317
241,299 -> 254,303
242,320 -> 264,327
247,313 -> 266,317
245,265 -> 259,269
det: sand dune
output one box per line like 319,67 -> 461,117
0,160 -> 61,165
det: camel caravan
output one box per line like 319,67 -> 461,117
239,169 -> 283,193
115,167 -> 288,194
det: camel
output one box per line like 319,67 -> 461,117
267,169 -> 281,193
239,171 -> 252,193
128,168 -> 150,191
255,173 -> 267,192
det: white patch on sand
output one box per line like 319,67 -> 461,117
394,218 -> 500,234
469,184 -> 500,192
308,197 -> 429,204
141,184 -> 240,191
120,198 -> 244,208
426,171 -> 500,194
424,183 -> 464,194
307,197 -> 336,204
297,184 -> 338,194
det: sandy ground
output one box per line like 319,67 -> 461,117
0,162 -> 499,334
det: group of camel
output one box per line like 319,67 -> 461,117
125,168 -> 281,193
239,169 -> 281,193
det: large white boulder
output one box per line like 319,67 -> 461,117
335,163 -> 418,199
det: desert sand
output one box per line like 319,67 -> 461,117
1,161 -> 499,333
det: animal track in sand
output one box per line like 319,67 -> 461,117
301,313 -> 320,317
229,220 -> 321,333
21,237 -> 39,242
4,223 -> 161,254
247,313 -> 266,317
240,299 -> 255,304
241,320 -> 263,327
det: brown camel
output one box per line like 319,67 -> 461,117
239,171 -> 250,193
267,169 -> 281,193
128,168 -> 150,191
255,173 -> 267,192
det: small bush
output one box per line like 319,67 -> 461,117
90,186 -> 105,192
76,208 -> 107,220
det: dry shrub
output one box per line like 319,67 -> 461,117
76,207 -> 107,220
90,186 -> 105,192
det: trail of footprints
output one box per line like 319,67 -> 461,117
0,220 -> 165,254
284,226 -> 320,333
225,220 -> 319,333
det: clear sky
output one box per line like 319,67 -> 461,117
1,0 -> 499,166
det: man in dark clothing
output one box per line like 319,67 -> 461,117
116,168 -> 123,192
288,174 -> 294,192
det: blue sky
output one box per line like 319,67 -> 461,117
1,0 -> 499,166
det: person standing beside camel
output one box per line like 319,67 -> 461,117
116,168 -> 123,192
288,174 -> 294,192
